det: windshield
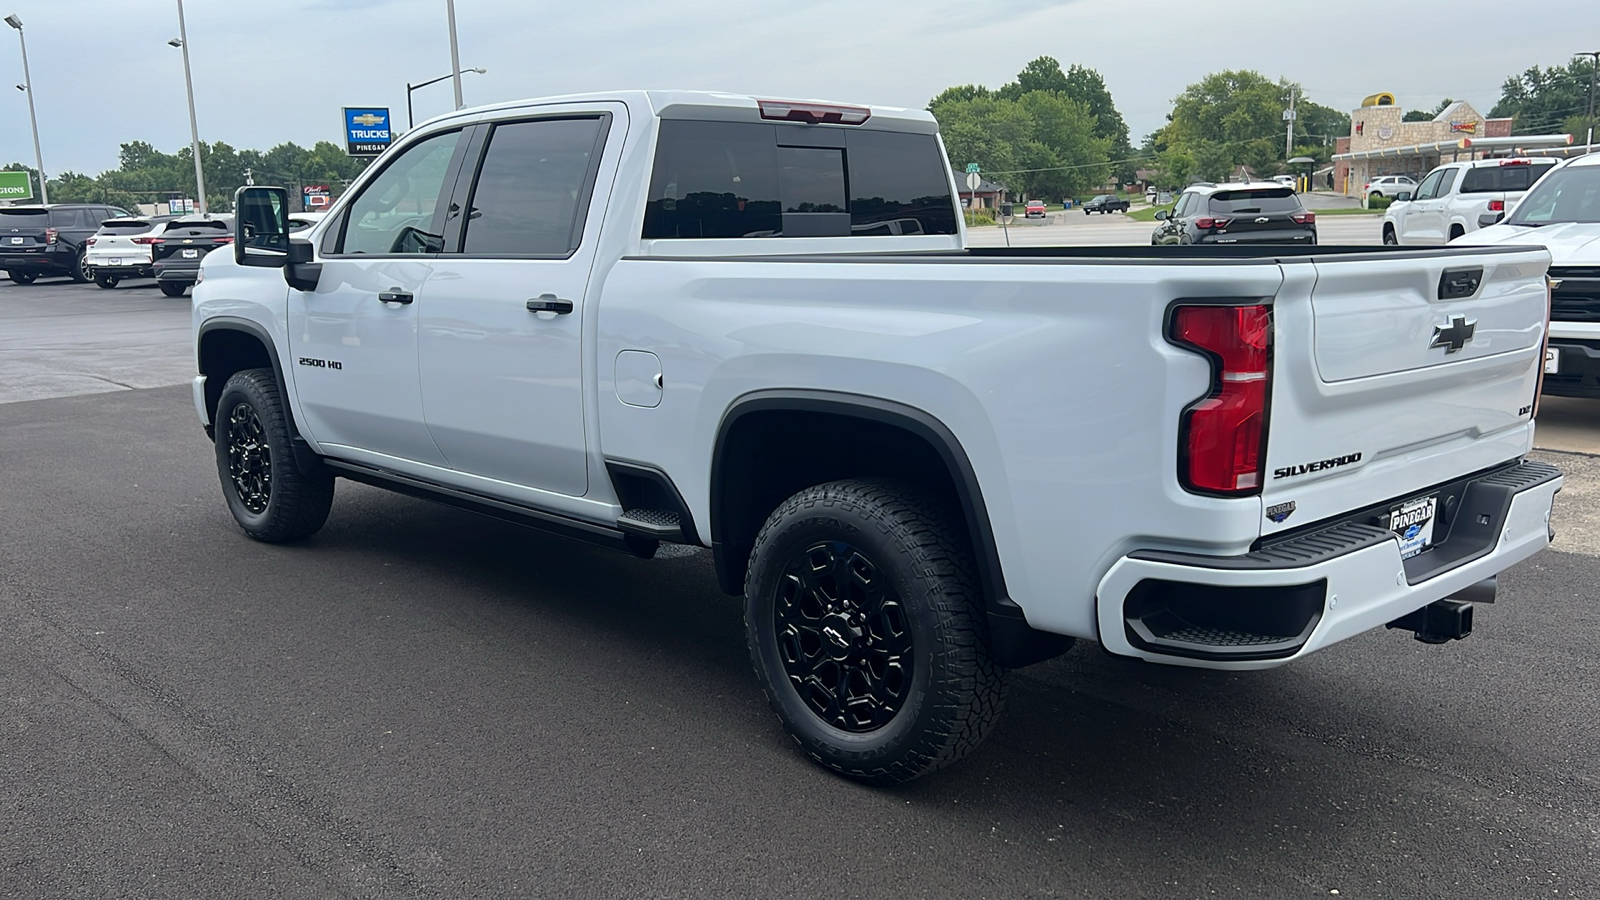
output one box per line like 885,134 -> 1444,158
1505,165 -> 1600,226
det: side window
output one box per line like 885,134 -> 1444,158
459,117 -> 605,256
1174,192 -> 1196,218
1433,168 -> 1459,196
1414,170 -> 1445,201
336,129 -> 461,255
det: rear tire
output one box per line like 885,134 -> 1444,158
744,479 -> 1006,785
214,368 -> 335,543
7,270 -> 36,285
70,249 -> 91,284
159,282 -> 187,298
94,273 -> 119,289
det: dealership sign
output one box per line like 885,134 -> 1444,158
0,170 -> 34,200
343,107 -> 393,157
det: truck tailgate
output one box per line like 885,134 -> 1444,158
1260,246 -> 1550,537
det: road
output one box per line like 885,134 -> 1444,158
3,275 -> 1599,899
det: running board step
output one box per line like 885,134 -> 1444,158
617,509 -> 685,542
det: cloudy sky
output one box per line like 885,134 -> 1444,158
4,0 -> 1599,178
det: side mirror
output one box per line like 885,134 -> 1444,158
234,186 -> 291,268
1394,191 -> 1413,202
1154,210 -> 1169,220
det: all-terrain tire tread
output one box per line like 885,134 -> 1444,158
217,368 -> 334,543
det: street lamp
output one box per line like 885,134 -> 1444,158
169,0 -> 207,214
445,0 -> 464,110
406,67 -> 485,129
6,13 -> 48,204
1579,50 -> 1600,153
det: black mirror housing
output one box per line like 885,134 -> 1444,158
1394,191 -> 1413,202
1154,210 -> 1169,220
234,186 -> 292,268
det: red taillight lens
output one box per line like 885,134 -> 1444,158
1291,211 -> 1316,225
214,236 -> 234,244
85,237 -> 97,247
131,237 -> 165,244
1171,304 -> 1272,495
1488,199 -> 1505,212
44,227 -> 58,244
1194,216 -> 1230,230
1500,158 -> 1532,166
757,99 -> 870,125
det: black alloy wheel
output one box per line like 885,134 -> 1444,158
773,539 -> 914,732
7,270 -> 36,285
213,368 -> 334,542
226,400 -> 273,515
70,248 -> 91,283
745,479 -> 1006,784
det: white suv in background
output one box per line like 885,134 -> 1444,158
1364,174 -> 1417,201
1383,158 -> 1558,246
84,216 -> 175,288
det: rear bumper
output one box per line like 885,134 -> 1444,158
88,264 -> 151,277
153,258 -> 201,284
1,251 -> 69,273
1199,229 -> 1316,244
1542,339 -> 1600,398
1095,460 -> 1561,669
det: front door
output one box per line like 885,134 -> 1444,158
418,109 -> 621,496
289,128 -> 467,465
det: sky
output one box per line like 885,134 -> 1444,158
4,0 -> 1599,178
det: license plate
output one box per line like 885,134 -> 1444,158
182,249 -> 199,259
110,258 -> 121,266
8,237 -> 21,244
1546,347 -> 1560,374
1388,495 -> 1438,560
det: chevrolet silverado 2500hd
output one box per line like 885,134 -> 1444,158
194,91 -> 1561,784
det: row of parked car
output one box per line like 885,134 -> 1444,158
1,203 -> 323,296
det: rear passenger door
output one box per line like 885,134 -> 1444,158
417,105 -> 622,497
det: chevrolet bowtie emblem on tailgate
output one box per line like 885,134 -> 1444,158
1430,315 -> 1476,353
351,113 -> 385,126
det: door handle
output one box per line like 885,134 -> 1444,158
378,289 -> 413,305
525,294 -> 574,314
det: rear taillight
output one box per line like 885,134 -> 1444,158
214,236 -> 234,244
44,227 -> 58,244
1194,217 -> 1230,230
1488,200 -> 1505,212
131,237 -> 165,245
85,237 -> 97,247
1500,158 -> 1532,166
1171,304 -> 1272,495
1291,212 -> 1316,225
1363,183 -> 1371,191
757,99 -> 870,125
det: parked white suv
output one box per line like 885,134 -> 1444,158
1451,151 -> 1600,397
1383,158 -> 1558,246
1364,174 -> 1417,200
84,216 -> 175,288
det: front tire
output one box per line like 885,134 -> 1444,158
94,273 -> 119,289
1382,226 -> 1398,245
159,282 -> 187,298
7,270 -> 36,285
744,479 -> 1006,784
213,368 -> 334,542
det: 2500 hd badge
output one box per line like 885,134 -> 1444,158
1273,452 -> 1362,480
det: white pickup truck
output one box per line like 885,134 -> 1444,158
1460,151 -> 1600,396
1382,157 -> 1557,246
193,91 -> 1562,784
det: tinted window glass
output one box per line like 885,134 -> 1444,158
48,208 -> 85,227
642,121 -> 958,239
339,129 -> 460,255
1208,189 -> 1303,214
0,209 -> 47,226
1507,166 -> 1600,225
1434,168 -> 1459,195
845,130 -> 957,235
165,219 -> 232,237
644,120 -> 780,238
461,117 -> 604,256
1414,170 -> 1445,201
1461,162 -> 1556,194
99,220 -> 158,234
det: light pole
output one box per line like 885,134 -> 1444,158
1580,50 -> 1600,152
445,0 -> 464,110
406,67 -> 485,129
5,14 -> 47,204
169,0 -> 207,214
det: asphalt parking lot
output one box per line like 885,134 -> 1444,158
4,276 -> 1599,898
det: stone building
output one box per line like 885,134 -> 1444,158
1330,92 -> 1572,196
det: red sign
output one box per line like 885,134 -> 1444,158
303,184 -> 332,208
1449,121 -> 1478,134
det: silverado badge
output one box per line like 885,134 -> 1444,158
1430,315 -> 1476,353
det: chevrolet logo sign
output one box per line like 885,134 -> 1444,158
1430,315 -> 1477,353
352,113 -> 385,126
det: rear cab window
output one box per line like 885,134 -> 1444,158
643,121 -> 957,239
1461,162 -> 1557,194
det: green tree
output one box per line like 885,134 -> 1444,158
995,57 -> 1133,174
1491,57 -> 1598,134
1155,70 -> 1342,177
1402,98 -> 1455,122
932,88 -> 1109,199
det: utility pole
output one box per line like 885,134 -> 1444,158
445,0 -> 464,110
1581,51 -> 1600,153
1284,87 -> 1297,160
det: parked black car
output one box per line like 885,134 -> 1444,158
1081,194 -> 1130,215
1151,183 -> 1316,245
150,216 -> 234,297
1,202 -> 133,284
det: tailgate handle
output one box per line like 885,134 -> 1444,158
1439,266 -> 1482,300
